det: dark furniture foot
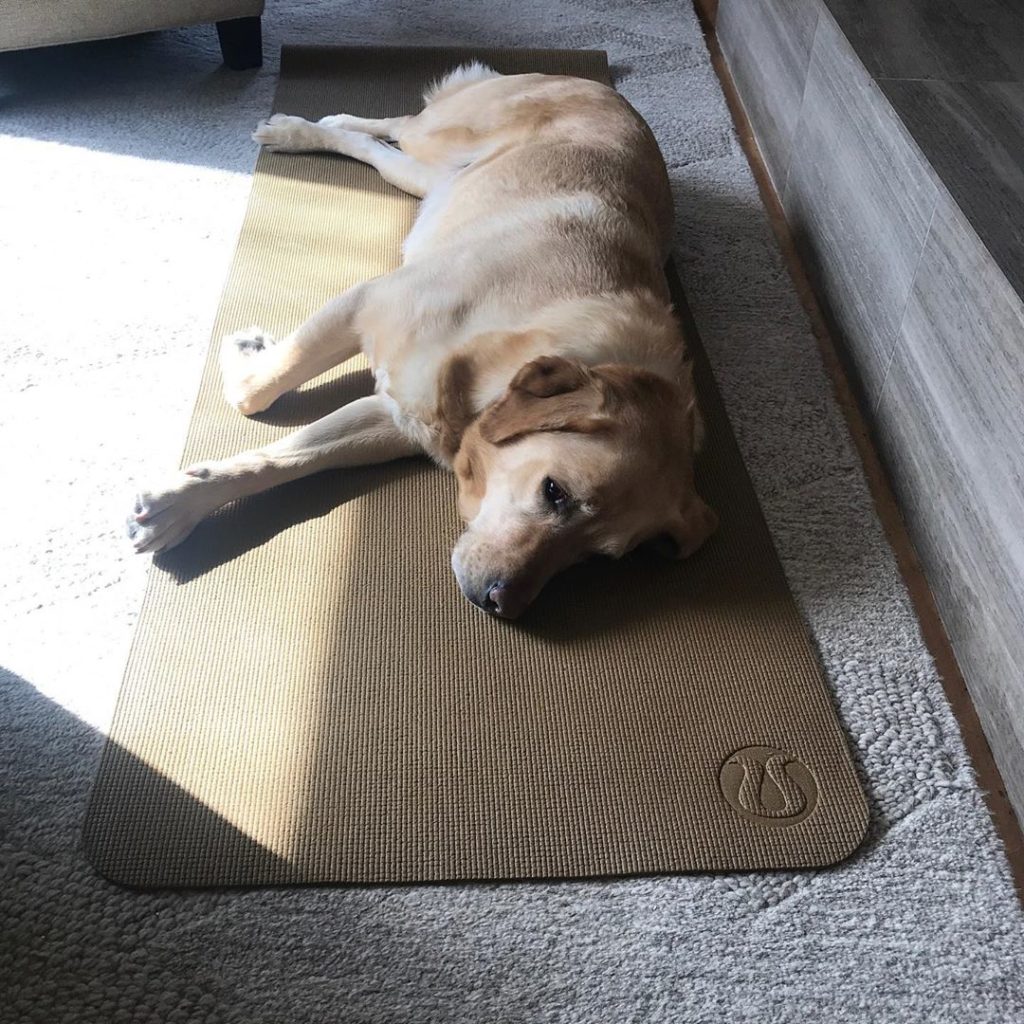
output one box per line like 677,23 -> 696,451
216,16 -> 263,70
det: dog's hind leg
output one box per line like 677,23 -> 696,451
127,395 -> 422,554
316,114 -> 411,139
252,116 -> 444,197
221,281 -> 376,415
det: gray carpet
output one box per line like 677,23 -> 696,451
1,1 -> 1022,1021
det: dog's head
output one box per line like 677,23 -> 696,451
451,355 -> 716,618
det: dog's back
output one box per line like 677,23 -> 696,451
393,69 -> 674,273
355,68 -> 685,450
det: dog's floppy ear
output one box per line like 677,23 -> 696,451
648,497 -> 718,559
478,356 -> 607,445
510,355 -> 590,397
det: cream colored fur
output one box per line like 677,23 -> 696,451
128,64 -> 714,618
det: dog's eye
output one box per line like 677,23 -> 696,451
542,477 -> 570,512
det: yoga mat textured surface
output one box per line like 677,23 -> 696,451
83,44 -> 868,886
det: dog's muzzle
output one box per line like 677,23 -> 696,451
452,545 -> 533,620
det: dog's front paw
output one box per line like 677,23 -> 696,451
252,113 -> 315,150
125,469 -> 213,555
220,327 -> 275,415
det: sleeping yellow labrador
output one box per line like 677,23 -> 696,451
128,62 -> 716,619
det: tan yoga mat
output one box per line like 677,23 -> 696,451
83,45 -> 868,887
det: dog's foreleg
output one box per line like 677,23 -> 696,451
221,282 -> 372,415
127,396 -> 422,554
252,115 -> 443,197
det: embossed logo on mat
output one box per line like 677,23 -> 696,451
719,746 -> 818,827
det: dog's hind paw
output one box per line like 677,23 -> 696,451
226,325 -> 272,354
252,113 -> 314,150
220,327 -> 275,415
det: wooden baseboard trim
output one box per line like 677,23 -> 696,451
690,0 -> 1024,900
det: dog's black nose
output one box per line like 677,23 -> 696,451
461,579 -> 528,619
486,582 -> 527,619
467,581 -> 502,614
465,581 -> 508,615
483,583 -> 504,615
